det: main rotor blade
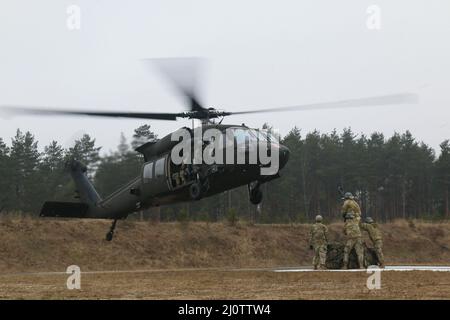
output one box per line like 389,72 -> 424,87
0,106 -> 181,120
144,57 -> 206,112
226,93 -> 419,116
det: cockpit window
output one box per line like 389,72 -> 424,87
254,129 -> 277,143
230,128 -> 258,145
226,127 -> 277,146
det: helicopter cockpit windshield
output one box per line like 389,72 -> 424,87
228,127 -> 277,146
230,128 -> 257,145
256,130 -> 277,144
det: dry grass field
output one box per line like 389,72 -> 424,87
1,217 -> 450,299
1,269 -> 450,299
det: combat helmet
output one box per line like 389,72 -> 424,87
344,192 -> 353,199
315,215 -> 323,222
365,217 -> 374,224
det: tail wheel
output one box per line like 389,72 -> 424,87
189,182 -> 202,200
106,231 -> 114,241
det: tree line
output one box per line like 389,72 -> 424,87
0,124 -> 448,222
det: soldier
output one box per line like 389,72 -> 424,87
309,215 -> 328,270
179,162 -> 186,185
172,172 -> 181,187
341,192 -> 362,222
360,217 -> 385,268
342,212 -> 364,269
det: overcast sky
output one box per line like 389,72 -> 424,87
0,0 -> 448,154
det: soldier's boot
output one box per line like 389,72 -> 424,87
357,254 -> 364,269
319,264 -> 327,270
313,260 -> 319,270
376,250 -> 385,268
342,257 -> 348,270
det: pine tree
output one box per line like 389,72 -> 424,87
0,138 -> 10,212
436,140 -> 450,217
9,129 -> 41,212
66,134 -> 101,176
95,130 -> 142,197
118,132 -> 130,157
131,124 -> 157,149
0,126 -> 447,221
40,141 -> 68,202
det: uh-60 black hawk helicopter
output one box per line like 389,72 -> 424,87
1,58 -> 418,241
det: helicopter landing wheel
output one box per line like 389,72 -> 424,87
105,219 -> 117,241
189,182 -> 203,200
249,188 -> 263,205
106,231 -> 114,241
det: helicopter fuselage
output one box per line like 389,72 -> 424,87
85,124 -> 290,219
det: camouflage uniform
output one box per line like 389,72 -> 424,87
179,163 -> 186,185
343,217 -> 364,269
309,222 -> 328,270
341,199 -> 362,222
360,222 -> 384,267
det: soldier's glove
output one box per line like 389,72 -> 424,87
309,245 -> 313,250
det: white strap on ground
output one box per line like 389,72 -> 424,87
273,266 -> 450,272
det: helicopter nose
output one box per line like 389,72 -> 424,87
279,145 -> 290,169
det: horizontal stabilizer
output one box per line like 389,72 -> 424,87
40,201 -> 89,218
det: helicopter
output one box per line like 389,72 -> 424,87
0,58 -> 418,240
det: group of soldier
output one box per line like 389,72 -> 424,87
309,192 -> 385,270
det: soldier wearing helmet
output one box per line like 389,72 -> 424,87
342,212 -> 364,269
309,215 -> 328,270
341,192 -> 362,222
360,217 -> 385,268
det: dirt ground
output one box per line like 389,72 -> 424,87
2,218 -> 450,299
2,218 -> 450,273
1,268 -> 450,299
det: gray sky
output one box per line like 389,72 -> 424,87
0,0 -> 449,154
